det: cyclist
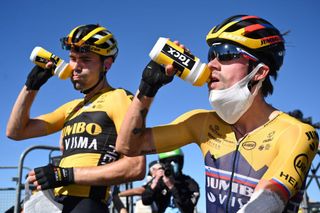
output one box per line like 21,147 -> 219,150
115,15 -> 319,212
7,24 -> 145,212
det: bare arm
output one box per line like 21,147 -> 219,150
116,61 -> 176,156
73,155 -> 146,186
28,155 -> 146,189
118,186 -> 146,197
6,86 -> 48,140
116,93 -> 157,156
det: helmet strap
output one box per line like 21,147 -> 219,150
81,70 -> 105,94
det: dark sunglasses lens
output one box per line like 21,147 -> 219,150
208,48 -> 216,62
218,53 -> 239,61
208,44 -> 241,62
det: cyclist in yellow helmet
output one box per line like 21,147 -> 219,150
115,15 -> 319,212
7,24 -> 145,212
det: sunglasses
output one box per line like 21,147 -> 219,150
208,43 -> 259,63
60,37 -> 92,53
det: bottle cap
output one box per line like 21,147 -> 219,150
54,61 -> 72,80
149,37 -> 167,60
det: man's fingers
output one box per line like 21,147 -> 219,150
27,170 -> 36,183
165,64 -> 176,76
37,185 -> 42,190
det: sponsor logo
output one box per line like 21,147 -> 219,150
261,36 -> 282,45
242,141 -> 256,150
263,131 -> 275,143
222,33 -> 247,42
294,154 -> 309,180
258,144 -> 271,151
62,122 -> 102,137
162,44 -> 195,69
208,139 -> 221,150
209,125 -> 221,137
305,131 -> 318,141
279,171 -> 299,189
207,192 -> 245,208
305,131 -> 319,152
64,136 -> 97,150
206,176 -> 252,209
206,176 -> 254,197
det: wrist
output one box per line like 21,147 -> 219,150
59,167 -> 75,185
138,80 -> 159,98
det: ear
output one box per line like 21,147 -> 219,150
103,57 -> 113,72
254,64 -> 269,81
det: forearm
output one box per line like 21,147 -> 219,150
116,92 -> 155,156
73,156 -> 146,186
6,86 -> 37,140
118,187 -> 145,197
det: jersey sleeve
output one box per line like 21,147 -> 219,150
152,109 -> 210,153
37,100 -> 79,135
259,123 -> 319,200
106,89 -> 133,133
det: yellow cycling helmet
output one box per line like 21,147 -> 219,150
206,15 -> 285,71
61,24 -> 118,61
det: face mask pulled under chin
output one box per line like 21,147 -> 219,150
208,63 -> 265,124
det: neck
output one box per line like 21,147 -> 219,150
84,78 -> 109,102
232,95 -> 277,138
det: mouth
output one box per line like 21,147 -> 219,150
72,74 -> 81,81
208,77 -> 220,90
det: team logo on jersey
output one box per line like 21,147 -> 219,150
263,131 -> 275,143
258,144 -> 271,151
208,125 -> 221,137
305,131 -> 319,152
62,122 -> 102,137
294,154 -> 309,181
242,141 -> 256,150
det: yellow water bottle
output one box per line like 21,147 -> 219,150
149,37 -> 210,86
30,46 -> 72,80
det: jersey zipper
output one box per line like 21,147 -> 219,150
225,137 -> 245,213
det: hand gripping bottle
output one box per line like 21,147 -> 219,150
30,46 -> 72,80
149,37 -> 210,86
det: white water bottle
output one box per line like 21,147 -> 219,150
149,37 -> 210,86
30,46 -> 72,80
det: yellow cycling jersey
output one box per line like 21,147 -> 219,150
38,87 -> 133,202
152,109 -> 319,213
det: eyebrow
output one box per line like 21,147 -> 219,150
69,53 -> 94,60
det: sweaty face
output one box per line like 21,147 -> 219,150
69,50 -> 104,91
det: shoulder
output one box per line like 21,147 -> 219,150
276,112 -> 318,150
100,87 -> 133,100
278,112 -> 317,133
60,98 -> 83,109
171,109 -> 217,124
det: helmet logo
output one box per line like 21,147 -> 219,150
260,36 -> 283,46
221,33 -> 247,42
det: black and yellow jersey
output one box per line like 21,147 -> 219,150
152,109 -> 319,213
38,86 -> 133,202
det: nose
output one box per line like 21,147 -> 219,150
207,58 -> 220,73
70,60 -> 82,74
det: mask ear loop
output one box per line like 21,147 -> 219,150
247,62 -> 264,91
247,63 -> 266,94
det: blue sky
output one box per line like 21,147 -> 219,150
1,0 -> 320,212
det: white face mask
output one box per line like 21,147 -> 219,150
208,63 -> 265,124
